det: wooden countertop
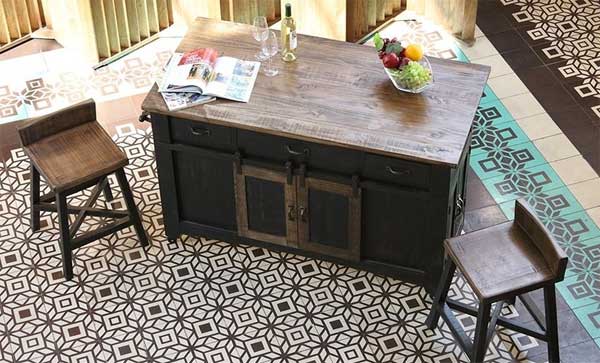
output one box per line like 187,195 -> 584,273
142,17 -> 490,167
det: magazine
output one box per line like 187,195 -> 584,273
160,48 -> 260,103
160,92 -> 215,111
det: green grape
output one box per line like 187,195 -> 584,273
396,61 -> 431,90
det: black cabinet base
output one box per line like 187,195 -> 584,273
169,221 -> 432,293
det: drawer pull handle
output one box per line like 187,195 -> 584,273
386,166 -> 411,176
288,205 -> 296,221
190,126 -> 211,136
285,145 -> 309,157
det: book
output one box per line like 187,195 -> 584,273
160,48 -> 260,103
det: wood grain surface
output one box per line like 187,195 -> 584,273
142,17 -> 490,166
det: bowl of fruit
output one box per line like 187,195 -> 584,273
374,33 -> 433,93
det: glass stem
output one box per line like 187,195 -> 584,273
268,54 -> 272,73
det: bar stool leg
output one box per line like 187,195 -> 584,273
544,285 -> 560,363
102,177 -> 114,202
55,192 -> 74,280
426,258 -> 457,329
115,168 -> 149,247
30,165 -> 40,231
472,301 -> 492,363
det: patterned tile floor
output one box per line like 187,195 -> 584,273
1,125 -> 565,363
0,7 -> 599,362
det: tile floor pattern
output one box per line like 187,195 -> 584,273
0,124 -> 558,363
498,0 -> 600,120
0,37 -> 178,125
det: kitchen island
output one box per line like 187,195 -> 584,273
142,17 -> 490,292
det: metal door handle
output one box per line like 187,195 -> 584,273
288,205 -> 296,221
299,206 -> 307,222
285,145 -> 309,157
190,126 -> 211,136
386,166 -> 411,176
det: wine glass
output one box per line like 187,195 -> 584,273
262,31 -> 279,77
252,16 -> 268,61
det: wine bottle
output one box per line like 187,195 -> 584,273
281,3 -> 297,62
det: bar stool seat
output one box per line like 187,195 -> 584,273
25,121 -> 128,192
18,99 -> 149,281
426,199 -> 568,363
446,222 -> 555,301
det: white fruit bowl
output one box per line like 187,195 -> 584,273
384,56 -> 434,94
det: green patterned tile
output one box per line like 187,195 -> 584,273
471,119 -> 529,156
499,200 -> 515,220
564,237 -> 600,278
557,271 -> 600,310
595,338 -> 600,350
480,84 -> 499,105
475,99 -> 515,128
573,303 -> 600,339
470,141 -> 547,181
482,163 -> 564,204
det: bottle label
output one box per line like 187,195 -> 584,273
289,31 -> 297,50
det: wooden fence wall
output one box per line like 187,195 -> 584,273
0,0 -> 45,49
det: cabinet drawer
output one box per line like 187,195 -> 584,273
238,130 -> 362,175
170,117 -> 236,151
363,153 -> 430,189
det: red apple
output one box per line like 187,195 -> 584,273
400,57 -> 411,67
382,53 -> 400,69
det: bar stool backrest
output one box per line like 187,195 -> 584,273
17,99 -> 96,146
514,199 -> 568,282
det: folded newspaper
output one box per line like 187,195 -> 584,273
159,48 -> 260,111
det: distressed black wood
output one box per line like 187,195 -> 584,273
30,164 -> 40,231
149,114 -> 469,292
115,168 -> 149,247
545,286 -> 560,363
55,191 -> 73,280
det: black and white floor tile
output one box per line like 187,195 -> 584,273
0,125 -> 559,362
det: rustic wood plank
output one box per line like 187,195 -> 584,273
0,1 -> 10,45
90,0 -> 111,59
166,0 -> 173,25
3,0 -> 21,39
156,0 -> 169,29
219,0 -> 232,21
125,0 -> 140,44
367,0 -> 377,27
135,0 -> 150,39
14,0 -> 31,35
114,0 -> 131,49
146,0 -> 159,34
25,0 -> 41,30
376,0 -> 386,22
142,18 -> 490,166
461,0 -> 477,41
103,0 -> 121,54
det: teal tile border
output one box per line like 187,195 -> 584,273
453,45 -> 600,340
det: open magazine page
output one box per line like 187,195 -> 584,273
160,48 -> 219,93
204,57 -> 260,102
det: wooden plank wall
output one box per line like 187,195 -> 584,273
406,0 -> 477,41
89,0 -> 174,60
220,0 -> 281,25
0,0 -> 45,48
347,0 -> 403,42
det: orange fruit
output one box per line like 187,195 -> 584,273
405,44 -> 424,61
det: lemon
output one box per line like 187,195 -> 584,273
405,44 -> 424,62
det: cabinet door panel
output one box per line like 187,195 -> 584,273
361,183 -> 429,269
234,164 -> 297,247
245,176 -> 287,236
172,150 -> 237,230
298,177 -> 360,261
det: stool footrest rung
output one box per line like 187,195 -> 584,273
37,202 -> 128,218
70,217 -> 133,249
447,299 -> 547,341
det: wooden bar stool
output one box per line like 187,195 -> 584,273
17,99 -> 149,280
426,199 -> 568,363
